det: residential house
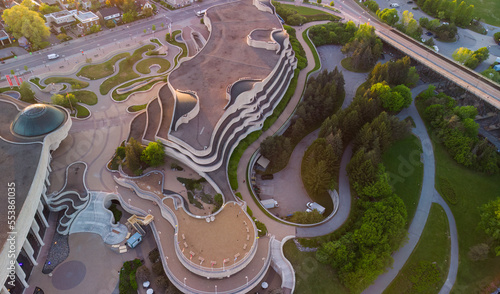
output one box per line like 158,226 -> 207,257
71,10 -> 99,33
96,6 -> 122,23
0,23 -> 12,46
134,0 -> 152,12
163,0 -> 192,8
44,10 -> 76,33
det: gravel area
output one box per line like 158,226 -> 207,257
42,232 -> 70,274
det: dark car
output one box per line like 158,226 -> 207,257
425,31 -> 433,36
407,1 -> 413,3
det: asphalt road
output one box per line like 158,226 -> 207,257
0,0 -> 234,74
303,0 -> 500,109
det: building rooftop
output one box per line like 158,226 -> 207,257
0,98 -> 45,249
98,7 -> 122,18
165,0 -> 281,150
12,104 -> 66,137
46,10 -> 73,18
72,10 -> 99,22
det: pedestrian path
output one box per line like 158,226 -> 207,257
362,84 -> 458,294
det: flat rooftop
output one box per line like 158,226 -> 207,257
167,0 -> 281,150
0,98 -> 43,250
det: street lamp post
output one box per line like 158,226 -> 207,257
245,276 -> 248,285
183,277 -> 186,286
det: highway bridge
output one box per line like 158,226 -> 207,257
338,0 -> 500,109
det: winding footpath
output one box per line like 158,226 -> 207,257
362,84 -> 459,293
234,13 -> 460,293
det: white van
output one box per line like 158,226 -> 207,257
47,54 -> 59,60
195,9 -> 206,17
390,3 -> 400,7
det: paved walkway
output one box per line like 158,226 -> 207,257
362,84 -> 458,294
234,21 -> 331,241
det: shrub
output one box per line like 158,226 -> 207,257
129,271 -> 138,290
330,1 -> 334,6
246,206 -> 253,217
363,0 -> 378,12
149,248 -> 160,263
255,221 -> 267,237
439,177 -> 458,204
155,275 -> 169,290
468,243 -> 490,261
494,32 -> 500,43
135,265 -> 151,282
152,261 -> 165,276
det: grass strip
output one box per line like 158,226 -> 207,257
77,52 -> 130,80
128,104 -> 147,112
44,77 -> 89,89
70,90 -> 98,105
100,45 -> 155,95
136,58 -> 171,74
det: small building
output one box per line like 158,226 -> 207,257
135,0 -> 152,12
44,10 -> 76,33
71,10 -> 99,33
18,36 -> 30,49
126,232 -> 143,248
0,30 -> 11,46
97,7 -> 122,22
163,0 -> 193,8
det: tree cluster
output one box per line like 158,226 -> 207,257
419,85 -> 500,173
395,10 -> 423,40
308,21 -> 358,46
370,83 -> 413,112
260,69 -> 345,173
367,56 -> 419,88
452,47 -> 489,69
363,0 -> 379,12
315,72 -> 410,292
416,0 -> 474,27
120,138 -> 165,175
482,68 -> 500,84
273,2 -> 306,25
1,2 -> 50,49
419,17 -> 458,41
377,8 -> 399,26
51,93 -> 77,109
342,24 -> 383,71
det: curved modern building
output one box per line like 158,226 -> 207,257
142,0 -> 297,175
0,99 -> 71,294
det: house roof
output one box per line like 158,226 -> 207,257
98,6 -> 122,18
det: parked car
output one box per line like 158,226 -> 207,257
407,1 -> 413,3
390,3 -> 400,7
425,31 -> 433,36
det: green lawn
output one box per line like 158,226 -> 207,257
77,52 -> 130,80
111,78 -> 161,102
341,57 -> 373,73
136,58 -> 170,74
74,104 -> 90,118
280,3 -> 339,23
100,45 -> 155,95
283,240 -> 349,294
166,30 -> 188,67
44,77 -> 89,89
70,90 -> 98,105
416,100 -> 500,294
281,3 -> 330,15
127,104 -> 147,112
29,77 -> 45,89
467,0 -> 500,26
382,135 -> 423,225
384,203 -> 450,294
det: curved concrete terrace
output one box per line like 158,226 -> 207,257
160,0 -> 282,151
112,173 -> 272,293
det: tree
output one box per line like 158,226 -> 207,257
125,137 -> 143,173
39,3 -> 60,14
19,82 -> 35,103
479,197 -> 500,241
152,25 -> 156,31
363,0 -> 378,12
51,93 -> 77,109
143,7 -> 153,17
377,8 -> 399,26
141,140 -> 165,167
452,47 -> 473,64
2,4 -> 50,48
122,11 -> 136,23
